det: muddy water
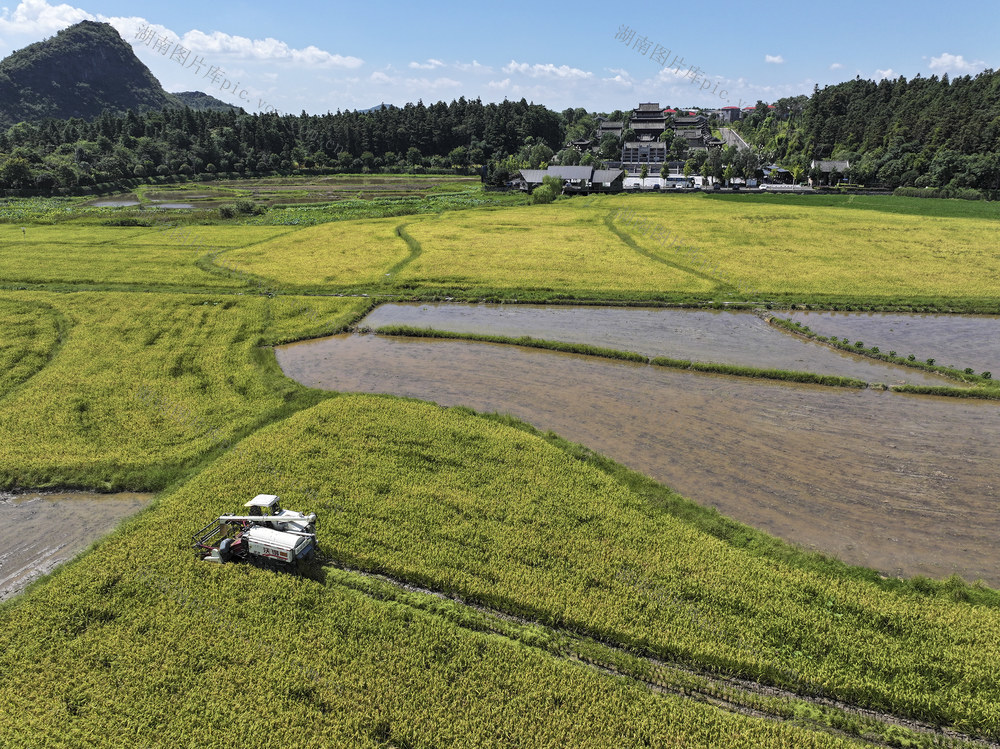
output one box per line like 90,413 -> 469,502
0,491 -> 153,601
362,303 -> 953,387
277,334 -> 1000,586
777,310 -> 1000,376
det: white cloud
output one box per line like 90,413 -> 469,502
928,52 -> 986,74
455,59 -> 490,72
0,1 -> 362,68
765,54 -> 784,64
875,68 -> 896,79
177,29 -> 361,68
409,58 -> 444,70
502,60 -> 592,79
830,62 -> 844,70
487,78 -> 510,90
0,0 -> 87,35
368,70 -> 458,90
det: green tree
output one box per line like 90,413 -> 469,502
598,134 -> 620,160
703,149 -> 723,184
0,157 -> 33,188
541,174 -> 563,195
447,146 -> 469,168
530,184 -> 555,204
640,163 -> 649,188
557,148 -> 581,166
529,143 -> 554,169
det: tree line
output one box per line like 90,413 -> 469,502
734,69 -> 1000,191
0,97 -> 565,190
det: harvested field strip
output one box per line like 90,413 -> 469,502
318,559 -> 998,749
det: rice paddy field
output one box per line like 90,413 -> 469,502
1,187 -> 1000,747
211,193 -> 1000,307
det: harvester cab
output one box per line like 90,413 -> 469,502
193,494 -> 317,571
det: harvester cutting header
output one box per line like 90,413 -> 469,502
193,494 -> 317,571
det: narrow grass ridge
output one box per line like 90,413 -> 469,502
373,324 -> 869,388
769,316 -> 994,384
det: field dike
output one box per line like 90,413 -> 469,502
372,324 -> 870,388
765,314 -> 1000,399
312,556 -> 998,749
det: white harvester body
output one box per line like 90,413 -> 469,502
244,526 -> 313,563
193,494 -> 318,569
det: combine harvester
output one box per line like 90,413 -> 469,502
193,494 -> 317,572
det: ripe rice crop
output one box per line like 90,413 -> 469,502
0,298 -> 63,398
0,290 -> 366,489
217,216 -> 418,288
0,393 -> 895,748
0,224 -> 293,289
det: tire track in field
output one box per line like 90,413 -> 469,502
313,556 -> 997,749
604,212 -> 735,292
382,222 -> 422,282
0,298 -> 70,404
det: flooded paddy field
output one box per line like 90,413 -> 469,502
0,491 -> 153,601
777,309 -> 1000,376
277,332 -> 1000,586
363,303 -> 954,386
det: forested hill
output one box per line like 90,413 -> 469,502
738,70 -> 1000,189
0,98 -> 565,189
0,21 -> 233,129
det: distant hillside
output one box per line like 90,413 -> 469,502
735,69 -> 1000,190
0,21 -> 235,128
171,91 -> 241,113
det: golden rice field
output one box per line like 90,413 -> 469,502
200,194 -> 1000,305
0,224 -> 292,288
0,394 -> 971,747
218,216 -> 416,287
2,190 -> 1000,746
0,290 -> 367,489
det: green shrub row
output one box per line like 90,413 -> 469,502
893,186 -> 990,201
770,317 -> 995,385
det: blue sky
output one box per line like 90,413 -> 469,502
1,0 -> 997,114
